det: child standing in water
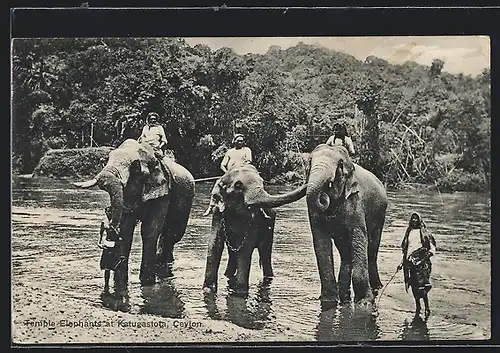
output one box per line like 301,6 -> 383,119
98,206 -> 123,290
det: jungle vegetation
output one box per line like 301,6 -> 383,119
12,38 -> 490,192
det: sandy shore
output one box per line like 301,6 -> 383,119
11,282 -> 309,345
12,248 -> 490,345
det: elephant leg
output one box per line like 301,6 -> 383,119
224,249 -> 237,278
258,216 -> 275,278
310,215 -> 338,303
140,198 -> 169,285
202,211 -> 225,293
233,248 -> 253,296
333,230 -> 352,304
368,224 -> 384,294
156,202 -> 191,278
156,236 -> 174,278
104,270 -> 110,292
114,215 -> 137,290
351,226 -> 372,303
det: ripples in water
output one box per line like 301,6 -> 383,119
11,177 -> 490,341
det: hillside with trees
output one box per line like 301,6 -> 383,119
12,38 -> 490,192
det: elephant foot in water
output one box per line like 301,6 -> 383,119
339,284 -> 352,304
319,290 -> 340,310
230,288 -> 249,298
140,269 -> 158,286
355,296 -> 375,309
156,263 -> 174,279
320,298 -> 339,311
140,277 -> 157,286
113,280 -> 129,297
228,279 -> 250,298
224,268 -> 236,279
370,281 -> 383,297
113,266 -> 129,292
339,293 -> 351,305
202,286 -> 216,295
354,286 -> 375,307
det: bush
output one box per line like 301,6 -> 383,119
269,170 -> 305,185
32,147 -> 114,179
436,170 -> 489,192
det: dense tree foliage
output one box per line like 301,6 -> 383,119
12,38 -> 490,191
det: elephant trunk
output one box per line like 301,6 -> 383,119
96,170 -> 124,234
306,162 -> 334,213
246,184 -> 307,209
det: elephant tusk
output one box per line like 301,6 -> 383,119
72,178 -> 98,188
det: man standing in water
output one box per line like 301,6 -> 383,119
397,212 -> 437,317
203,134 -> 253,216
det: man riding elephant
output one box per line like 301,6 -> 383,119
203,134 -> 271,220
138,112 -> 169,159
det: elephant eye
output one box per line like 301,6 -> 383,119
234,180 -> 243,188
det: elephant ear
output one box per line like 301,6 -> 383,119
344,163 -> 359,200
305,155 -> 312,181
211,178 -> 226,212
137,143 -> 171,202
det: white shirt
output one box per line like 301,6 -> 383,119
326,135 -> 355,155
406,229 -> 436,257
221,147 -> 252,171
406,229 -> 422,256
139,124 -> 168,149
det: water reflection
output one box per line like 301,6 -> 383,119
203,278 -> 274,330
12,177 -> 490,341
100,290 -> 132,313
399,315 -> 430,341
139,279 -> 186,319
203,292 -> 222,321
315,303 -> 380,341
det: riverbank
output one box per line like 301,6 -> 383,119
17,146 -> 490,193
12,172 -> 490,196
32,147 -> 114,179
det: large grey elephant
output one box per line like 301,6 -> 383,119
202,164 -> 307,296
73,139 -> 195,287
305,144 -> 388,305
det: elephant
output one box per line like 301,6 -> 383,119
305,144 -> 388,305
202,164 -> 307,296
73,139 -> 195,288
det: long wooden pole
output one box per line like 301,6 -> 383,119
90,122 -> 94,147
193,175 -> 223,183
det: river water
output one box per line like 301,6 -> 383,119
11,176 -> 491,341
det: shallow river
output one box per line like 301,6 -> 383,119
11,176 -> 491,341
